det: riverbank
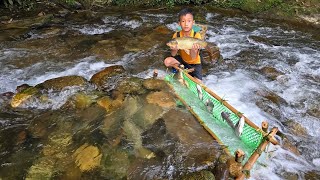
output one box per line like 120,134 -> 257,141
1,0 -> 320,32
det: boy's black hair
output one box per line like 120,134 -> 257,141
178,8 -> 194,21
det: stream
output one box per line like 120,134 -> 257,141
0,7 -> 319,179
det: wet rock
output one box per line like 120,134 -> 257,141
42,133 -> 72,156
283,120 -> 308,137
142,78 -> 167,91
123,120 -> 155,159
255,89 -> 288,106
11,86 -> 40,108
97,95 -> 123,112
180,170 -> 215,180
90,43 -> 125,60
255,99 -> 283,120
73,143 -> 102,172
26,157 -> 55,180
142,109 -> 221,158
259,66 -> 284,80
248,35 -> 273,46
36,75 -> 88,91
115,77 -> 146,95
131,103 -> 164,130
306,100 -> 320,118
73,93 -> 95,109
90,65 -> 126,90
282,137 -> 300,156
154,25 -> 172,35
16,130 -> 27,145
1,14 -> 54,30
304,170 -> 320,180
16,83 -> 32,93
101,148 -> 130,179
281,171 -> 299,180
227,158 -> 243,178
146,91 -> 176,108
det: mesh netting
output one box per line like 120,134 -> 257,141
165,72 -> 264,156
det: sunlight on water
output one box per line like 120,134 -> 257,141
73,25 -> 113,35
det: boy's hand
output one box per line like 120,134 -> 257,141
192,43 -> 201,51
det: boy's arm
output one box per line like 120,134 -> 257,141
190,33 -> 202,59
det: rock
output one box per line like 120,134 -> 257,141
11,87 -> 40,108
255,99 -> 283,120
73,143 -> 102,172
259,66 -> 284,80
304,170 -> 320,180
73,93 -> 95,109
97,95 -> 123,113
16,83 -> 32,93
90,65 -> 126,90
115,77 -> 146,95
142,78 -> 167,91
282,137 -> 300,156
227,158 -> 243,178
306,99 -> 320,118
101,148 -> 130,179
131,103 -> 164,129
248,35 -> 273,46
180,170 -> 216,180
26,157 -> 55,180
146,91 -> 176,108
255,89 -> 288,106
42,133 -> 72,156
154,25 -> 171,35
36,75 -> 88,91
283,120 -> 308,137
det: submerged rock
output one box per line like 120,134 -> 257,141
73,143 -> 102,172
146,91 -> 176,108
180,170 -> 215,180
259,66 -> 284,80
142,78 -> 168,91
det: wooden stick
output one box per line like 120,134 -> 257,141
261,121 -> 269,133
236,127 -> 278,180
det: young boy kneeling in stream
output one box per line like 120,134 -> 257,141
164,8 -> 203,81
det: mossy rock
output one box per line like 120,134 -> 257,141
10,86 -> 40,108
73,143 -> 102,172
90,65 -> 126,89
36,75 -> 88,91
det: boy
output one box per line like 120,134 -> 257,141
164,8 -> 203,81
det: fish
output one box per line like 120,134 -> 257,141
205,99 -> 214,113
221,112 -> 245,137
196,84 -> 203,100
167,37 -> 208,55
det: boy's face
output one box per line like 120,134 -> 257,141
179,13 -> 194,33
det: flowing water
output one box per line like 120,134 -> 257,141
0,8 -> 319,179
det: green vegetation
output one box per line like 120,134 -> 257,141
0,0 -> 319,19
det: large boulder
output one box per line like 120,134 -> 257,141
90,65 -> 126,90
36,75 -> 88,91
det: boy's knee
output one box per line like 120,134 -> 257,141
164,57 -> 173,67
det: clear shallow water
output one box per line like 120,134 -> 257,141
0,9 -> 319,179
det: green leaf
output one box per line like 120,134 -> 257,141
17,0 -> 22,5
